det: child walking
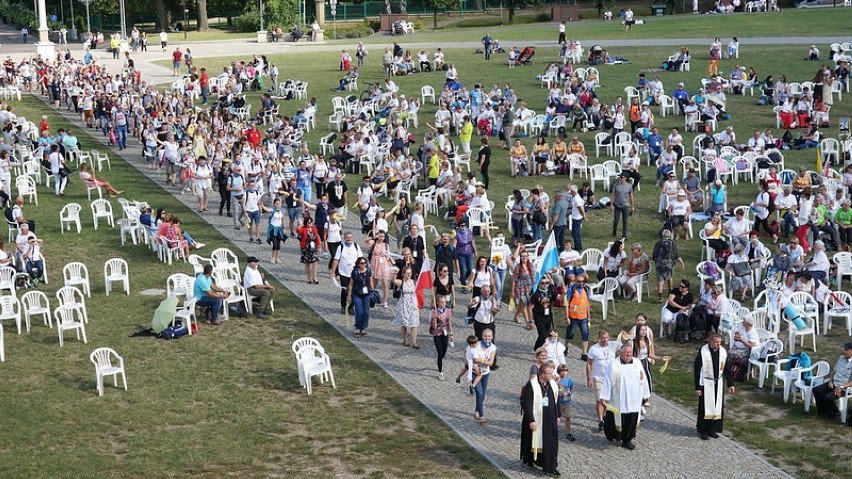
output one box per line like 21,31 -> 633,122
557,364 -> 575,441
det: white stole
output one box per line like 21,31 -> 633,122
607,361 -> 645,431
529,379 -> 558,460
699,345 -> 727,420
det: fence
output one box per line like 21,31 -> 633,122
323,0 -> 587,21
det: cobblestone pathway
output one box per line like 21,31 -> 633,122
39,42 -> 792,476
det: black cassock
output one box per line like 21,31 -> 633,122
693,346 -> 733,435
520,379 -> 560,473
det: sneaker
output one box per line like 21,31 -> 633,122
490,364 -> 499,371
256,238 -> 262,244
598,421 -> 604,432
322,252 -> 330,259
249,237 -> 254,242
455,377 -> 461,384
581,353 -> 589,362
566,433 -> 576,442
438,372 -> 445,381
195,242 -> 205,249
469,385 -> 474,395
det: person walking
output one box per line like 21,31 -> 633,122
468,284 -> 500,370
348,256 -> 372,337
569,185 -> 587,251
393,266 -> 421,348
429,296 -> 454,381
520,361 -> 561,476
481,32 -> 493,60
610,173 -> 634,240
330,231 -> 363,313
565,277 -> 591,359
694,333 -> 735,440
586,330 -> 613,432
601,343 -> 651,450
531,276 -> 558,350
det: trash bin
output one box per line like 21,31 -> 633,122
651,4 -> 666,15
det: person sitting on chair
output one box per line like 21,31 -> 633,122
79,163 -> 123,197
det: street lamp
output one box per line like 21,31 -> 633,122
183,8 -> 189,39
259,0 -> 264,33
81,0 -> 92,35
329,0 -> 336,39
118,0 -> 127,39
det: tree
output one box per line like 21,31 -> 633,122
412,0 -> 458,29
197,0 -> 209,30
504,0 -> 538,24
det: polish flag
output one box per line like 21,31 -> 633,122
415,256 -> 432,310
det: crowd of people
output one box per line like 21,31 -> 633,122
1,21 -> 850,476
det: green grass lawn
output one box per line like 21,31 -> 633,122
356,8 -> 852,45
0,98 -> 501,478
174,39 -> 852,475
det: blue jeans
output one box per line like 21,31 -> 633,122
197,296 -> 223,321
352,294 -> 371,331
781,211 -> 796,237
492,267 -> 506,303
656,164 -> 672,181
553,224 -> 567,252
566,317 -> 590,342
115,125 -> 128,149
457,253 -> 473,287
298,186 -> 312,203
511,218 -> 525,241
571,218 -> 584,251
531,222 -> 542,242
474,372 -> 490,417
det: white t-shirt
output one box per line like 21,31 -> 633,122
243,266 -> 264,289
559,249 -> 580,267
334,242 -> 362,277
587,342 -> 612,379
571,194 -> 585,220
669,198 -> 690,216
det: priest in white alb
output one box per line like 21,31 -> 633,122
694,333 -> 735,440
600,342 -> 650,450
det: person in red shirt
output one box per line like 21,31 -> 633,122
38,115 -> 49,134
245,123 -> 261,148
171,47 -> 183,76
199,67 -> 210,105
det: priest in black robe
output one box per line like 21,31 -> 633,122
520,361 -> 561,477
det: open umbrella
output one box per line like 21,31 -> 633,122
152,295 -> 179,333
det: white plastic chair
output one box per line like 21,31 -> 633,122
594,132 -> 612,158
15,175 -> 38,205
104,258 -> 130,296
21,290 -> 50,329
292,337 -> 323,387
173,296 -> 198,335
840,387 -> 852,424
63,262 -> 92,298
0,266 -> 16,297
749,338 -> 784,389
221,283 -> 250,320
589,164 -> 610,191
188,254 -> 213,276
658,95 -> 675,117
0,295 -> 22,335
91,199 -> 115,230
55,286 -> 89,324
54,305 -> 87,347
59,203 -> 82,234
784,305 -> 816,354
0,323 -> 3,362
210,248 -> 241,278
792,360 -> 831,412
296,345 -> 336,395
589,277 -> 618,320
823,291 -> 852,336
579,248 -> 603,274
421,85 -> 436,104
833,252 -> 852,290
90,347 -> 127,396
567,153 -> 588,180
788,291 -> 820,336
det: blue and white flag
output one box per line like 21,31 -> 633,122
533,232 -> 559,291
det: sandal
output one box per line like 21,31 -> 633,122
402,340 -> 410,347
412,343 -> 421,349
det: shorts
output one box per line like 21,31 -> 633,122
83,109 -> 94,119
670,215 -> 686,227
246,210 -> 261,225
656,262 -> 673,281
592,377 -> 605,401
173,61 -> 181,69
559,403 -> 572,419
287,207 -> 303,223
564,267 -> 586,277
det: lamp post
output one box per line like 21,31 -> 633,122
329,0 -> 337,39
81,0 -> 92,35
256,0 -> 267,43
118,0 -> 127,39
259,0 -> 264,32
183,8 -> 189,39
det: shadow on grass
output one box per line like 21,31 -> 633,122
55,372 -> 97,393
251,367 -> 305,393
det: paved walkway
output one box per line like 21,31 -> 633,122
29,34 -> 795,477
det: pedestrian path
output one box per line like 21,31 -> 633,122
40,95 -> 792,477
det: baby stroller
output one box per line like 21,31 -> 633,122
588,45 -> 605,65
517,47 -> 536,65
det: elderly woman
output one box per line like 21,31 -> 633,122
617,242 -> 649,300
726,244 -> 753,301
803,240 -> 830,283
729,317 -> 759,382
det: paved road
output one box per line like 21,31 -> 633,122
39,105 -> 791,479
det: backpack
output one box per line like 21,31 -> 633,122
656,239 -> 673,261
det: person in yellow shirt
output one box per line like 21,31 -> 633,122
428,148 -> 441,186
460,115 -> 474,155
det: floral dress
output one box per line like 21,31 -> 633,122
393,279 -> 420,328
370,241 -> 394,281
513,265 -> 533,304
298,226 -> 319,264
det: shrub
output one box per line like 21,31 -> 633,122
234,12 -> 260,32
330,22 -> 373,39
365,19 -> 381,32
535,12 -> 551,22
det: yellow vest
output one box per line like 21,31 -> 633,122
568,287 -> 589,319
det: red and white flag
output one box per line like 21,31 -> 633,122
415,256 -> 432,310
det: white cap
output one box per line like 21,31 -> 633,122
677,189 -> 686,196
714,179 -> 722,186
